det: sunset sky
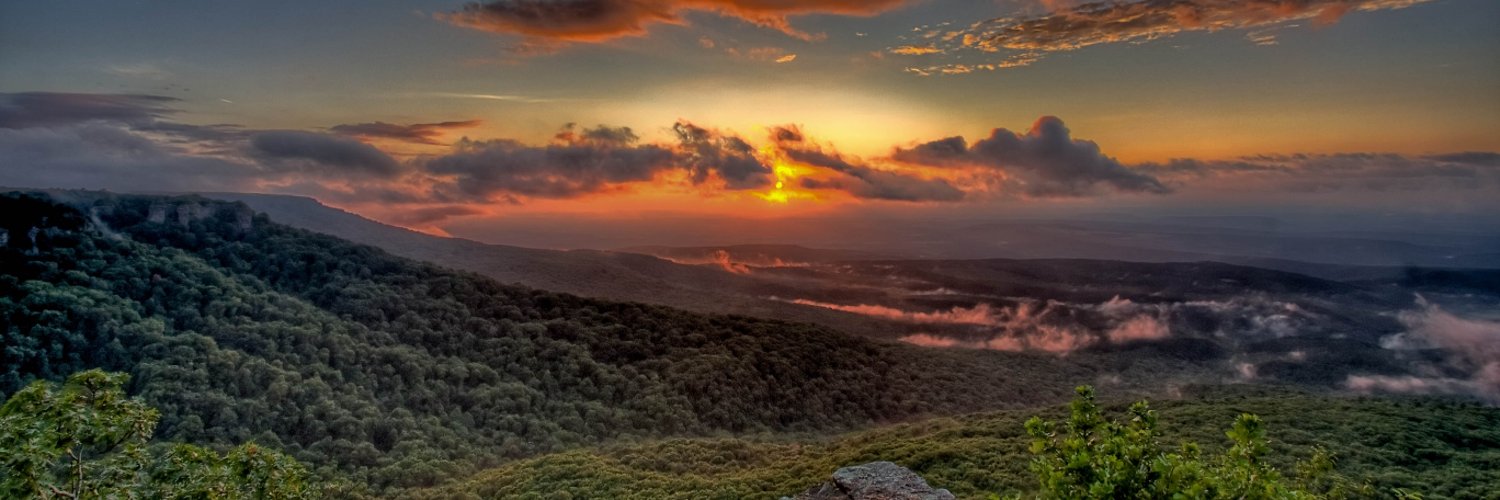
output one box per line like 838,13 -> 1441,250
3,0 -> 1498,242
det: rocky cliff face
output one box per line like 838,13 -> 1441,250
145,200 -> 252,230
788,462 -> 956,500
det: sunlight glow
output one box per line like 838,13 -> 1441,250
755,146 -> 821,205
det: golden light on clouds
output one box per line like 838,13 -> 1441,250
754,146 -> 823,204
600,84 -> 950,157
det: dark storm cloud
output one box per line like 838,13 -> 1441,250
249,131 -> 404,178
439,0 -> 909,43
772,126 -> 964,202
895,116 -> 1169,197
329,120 -> 482,145
0,92 -> 180,128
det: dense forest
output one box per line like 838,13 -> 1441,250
0,192 -> 1215,492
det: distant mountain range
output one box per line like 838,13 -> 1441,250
201,192 -> 1498,394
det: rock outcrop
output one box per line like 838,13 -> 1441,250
787,462 -> 956,500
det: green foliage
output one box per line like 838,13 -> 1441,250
0,370 -> 157,499
407,391 -> 1499,499
0,369 -> 318,499
1023,386 -> 1399,499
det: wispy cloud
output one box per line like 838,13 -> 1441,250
417,92 -> 560,104
908,0 -> 1433,75
104,63 -> 174,81
330,120 -> 483,145
889,45 -> 942,56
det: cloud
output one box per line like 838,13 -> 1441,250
1368,302 -> 1500,402
249,131 -> 404,178
1137,152 -> 1500,193
797,169 -> 966,202
672,121 -> 775,189
772,125 -> 966,202
329,120 -> 482,145
438,0 -> 909,44
792,296 -> 1173,354
1106,314 -> 1171,343
0,92 -> 180,129
424,124 -> 678,200
5,92 -> 1491,214
387,205 -> 487,226
723,46 -> 796,62
419,92 -> 558,104
104,63 -> 174,81
0,92 -> 419,196
915,0 -> 1432,74
903,53 -> 1043,76
1344,374 -> 1481,398
894,116 -> 1169,197
789,299 -> 1003,326
423,122 -> 787,201
0,123 -> 261,193
1424,152 -> 1500,167
889,45 -> 943,56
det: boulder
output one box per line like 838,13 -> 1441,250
787,461 -> 956,500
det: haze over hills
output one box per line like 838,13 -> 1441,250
202,192 -> 906,338
191,192 -> 1500,399
618,244 -> 902,267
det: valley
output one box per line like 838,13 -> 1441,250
4,190 -> 1498,497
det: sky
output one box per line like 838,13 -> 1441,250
2,0 -> 1498,244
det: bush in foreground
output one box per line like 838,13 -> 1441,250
1024,386 -> 1420,499
0,370 -> 321,499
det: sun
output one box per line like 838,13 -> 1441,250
756,147 -> 819,204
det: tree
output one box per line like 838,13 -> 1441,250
1022,386 -> 1393,499
0,369 -> 320,499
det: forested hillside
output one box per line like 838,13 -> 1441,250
407,389 -> 1500,499
0,191 -> 1214,493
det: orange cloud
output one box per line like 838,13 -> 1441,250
913,0 -> 1433,74
889,45 -> 942,56
724,46 -> 794,62
439,0 -> 910,44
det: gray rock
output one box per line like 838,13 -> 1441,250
789,461 -> 956,500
